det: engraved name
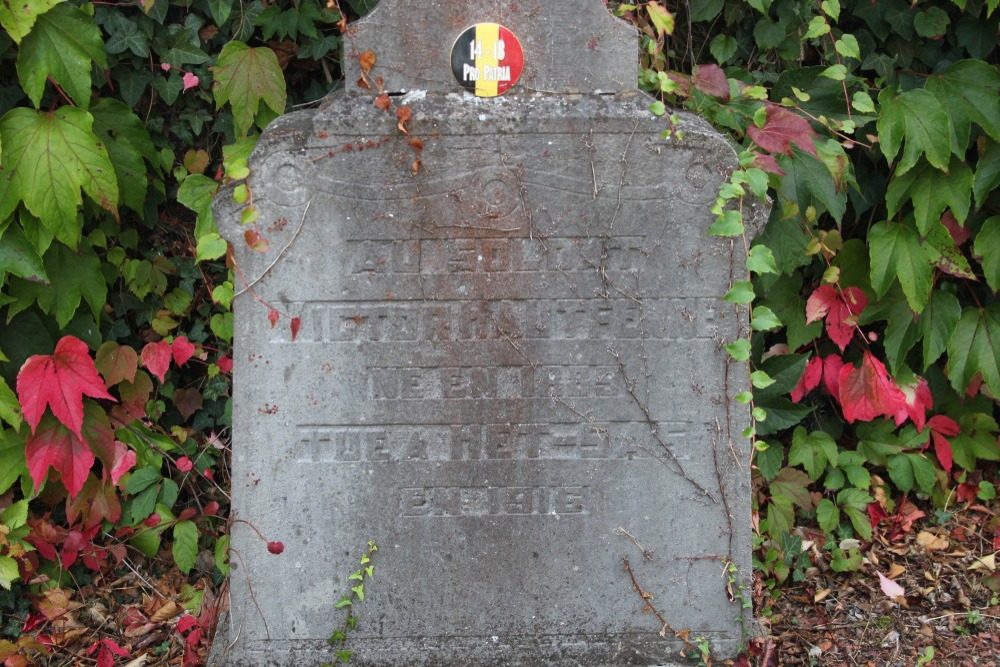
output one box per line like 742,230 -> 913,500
278,298 -> 724,343
400,485 -> 590,518
366,365 -> 616,400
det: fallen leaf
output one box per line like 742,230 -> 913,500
888,563 -> 906,579
877,571 -> 906,599
916,530 -> 949,552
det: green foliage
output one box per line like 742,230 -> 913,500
322,541 -> 378,666
615,0 -> 999,590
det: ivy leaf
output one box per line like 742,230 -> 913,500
172,520 -> 199,573
747,105 -> 818,158
877,88 -> 951,175
838,351 -> 905,423
15,3 -> 107,109
16,335 -> 115,439
868,220 -> 933,313
926,59 -> 1000,152
947,305 -> 1000,398
709,34 -> 737,64
25,413 -> 94,497
0,0 -> 62,43
213,41 -> 287,136
973,216 -> 1000,292
177,174 -> 219,238
885,158 -> 973,236
104,11 -> 149,57
0,107 -> 119,247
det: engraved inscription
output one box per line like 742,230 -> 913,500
366,365 -> 616,400
277,298 -> 725,343
399,485 -> 591,518
294,422 -> 691,463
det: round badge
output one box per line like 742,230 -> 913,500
451,24 -> 524,97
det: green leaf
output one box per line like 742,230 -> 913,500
919,289 -> 961,370
820,0 -> 840,21
751,305 -> 782,331
820,65 -> 847,81
1,500 -> 27,530
709,209 -> 743,235
648,101 -> 666,116
830,547 -> 862,571
804,16 -> 830,39
90,99 -> 156,214
974,216 -> 1000,292
334,594 -> 352,608
816,498 -> 840,533
834,34 -> 860,60
104,12 -> 149,57
724,339 -> 751,361
125,466 -> 162,494
177,174 -> 220,238
213,41 -> 287,136
208,0 -> 234,26
755,442 -> 783,481
925,60 -> 1000,155
925,220 -> 975,280
689,0 -> 724,21
723,280 -> 755,304
646,2 -> 674,37
863,287 -> 917,376
0,377 -> 23,431
0,0 -> 62,43
196,233 -> 228,262
709,34 -> 737,64
868,220 -> 933,313
751,370 -> 776,389
15,3 -> 106,109
755,397 -> 814,435
947,305 -> 1000,398
974,140 -> 1000,209
877,88 -> 952,175
886,157 -> 973,235
0,555 -> 19,590
172,519 -> 199,574
788,426 -> 838,480
747,245 -> 778,275
913,7 -> 950,38
9,243 -> 106,328
0,430 -> 27,495
851,91 -> 875,114
0,107 -> 118,247
0,221 -> 48,283
776,148 -> 846,223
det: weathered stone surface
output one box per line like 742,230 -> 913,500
214,2 -> 765,665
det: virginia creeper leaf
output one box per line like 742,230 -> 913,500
877,88 -> 952,175
974,216 -> 1000,292
924,220 -> 976,280
894,377 -> 932,432
806,285 -> 867,352
924,59 -> 1000,153
212,41 -> 287,136
172,519 -> 198,573
141,341 -> 172,383
947,305 -> 1000,398
646,2 -> 674,36
0,107 -> 118,246
974,140 -> 1000,209
94,342 -> 138,387
885,158 -> 973,235
16,335 -> 115,438
0,221 -> 48,283
15,3 -> 106,109
89,99 -> 157,214
0,0 -> 62,43
788,426 -> 838,480
838,352 -> 905,423
790,356 -> 823,402
775,148 -> 846,222
691,64 -> 729,100
747,105 -> 818,158
25,414 -> 94,497
919,289 -> 961,371
868,220 -> 933,313
0,429 -> 27,495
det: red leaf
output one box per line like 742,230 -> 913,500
752,153 -> 786,176
931,431 -> 954,472
141,341 -> 172,383
267,541 -> 284,554
790,356 -> 823,402
290,317 -> 301,341
928,414 -> 960,437
217,356 -> 234,373
26,415 -> 95,498
806,285 -> 868,352
116,370 -> 152,421
172,337 -> 195,366
940,210 -> 971,246
94,342 -> 138,387
956,482 -> 979,504
16,336 -> 115,437
176,456 -> 194,472
108,441 -> 136,485
822,354 -> 845,397
267,308 -> 280,328
203,501 -> 220,516
867,501 -> 889,528
177,615 -> 199,634
691,64 -> 730,100
894,376 -> 933,431
838,352 -> 905,423
143,513 -> 161,527
746,105 -> 818,157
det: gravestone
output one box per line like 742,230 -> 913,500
215,1 -> 767,664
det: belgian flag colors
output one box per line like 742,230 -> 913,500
451,23 -> 524,97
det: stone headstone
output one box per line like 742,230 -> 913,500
215,1 -> 766,664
